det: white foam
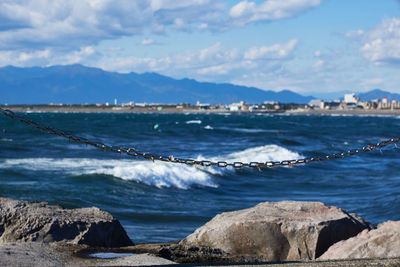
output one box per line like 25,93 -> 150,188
0,158 -> 217,190
204,125 -> 213,130
216,127 -> 277,133
0,138 -> 13,142
206,144 -> 301,164
185,120 -> 202,124
0,145 -> 301,189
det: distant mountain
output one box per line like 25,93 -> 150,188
0,64 -> 314,104
357,89 -> 400,102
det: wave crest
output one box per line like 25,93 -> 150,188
0,158 -> 217,190
219,144 -> 301,163
185,120 -> 202,124
0,145 -> 301,189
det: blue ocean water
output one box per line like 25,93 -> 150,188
0,112 -> 399,243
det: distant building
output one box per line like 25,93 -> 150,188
324,100 -> 341,110
196,100 -> 211,109
229,101 -> 246,111
344,93 -> 358,104
122,101 -> 134,107
379,97 -> 390,109
308,99 -> 323,108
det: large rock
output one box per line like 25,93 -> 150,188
0,197 -> 133,247
180,201 -> 372,261
319,220 -> 400,260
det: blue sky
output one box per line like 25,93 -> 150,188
1,0 -> 399,97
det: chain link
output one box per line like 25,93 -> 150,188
1,107 -> 399,169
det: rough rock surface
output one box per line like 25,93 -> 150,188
319,220 -> 400,260
0,242 -> 176,266
180,201 -> 372,261
0,197 -> 133,247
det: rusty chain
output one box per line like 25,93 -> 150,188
1,107 -> 399,170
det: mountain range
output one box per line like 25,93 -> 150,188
0,64 -> 314,105
357,89 -> 400,102
0,64 -> 398,105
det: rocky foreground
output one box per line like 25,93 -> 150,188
0,197 -> 399,266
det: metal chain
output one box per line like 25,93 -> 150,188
1,107 -> 399,170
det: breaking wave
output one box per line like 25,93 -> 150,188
214,126 -> 278,133
210,144 -> 301,163
0,145 -> 301,189
0,158 -> 217,190
185,120 -> 202,124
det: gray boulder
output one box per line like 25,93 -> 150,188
0,197 -> 133,247
319,220 -> 400,260
180,201 -> 372,261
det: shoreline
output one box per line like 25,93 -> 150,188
3,105 -> 400,116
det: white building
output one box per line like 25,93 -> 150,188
228,101 -> 245,111
344,93 -> 358,104
308,99 -> 323,108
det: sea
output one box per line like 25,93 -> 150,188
0,112 -> 399,243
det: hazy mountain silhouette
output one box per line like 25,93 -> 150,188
357,89 -> 400,102
0,64 -> 316,104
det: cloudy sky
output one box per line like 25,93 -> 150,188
1,0 -> 400,97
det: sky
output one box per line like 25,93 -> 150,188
0,0 -> 400,98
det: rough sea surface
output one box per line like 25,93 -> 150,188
0,112 -> 399,243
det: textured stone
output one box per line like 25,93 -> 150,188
0,242 -> 176,266
0,197 -> 133,247
319,220 -> 400,260
180,201 -> 372,261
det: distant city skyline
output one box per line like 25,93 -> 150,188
0,0 -> 399,95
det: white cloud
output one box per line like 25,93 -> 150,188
173,18 -> 186,30
314,50 -> 321,57
64,46 -> 97,65
0,0 -> 320,76
312,59 -> 324,71
197,64 -> 232,75
96,40 -> 297,86
0,0 -> 325,53
0,46 -> 98,67
198,23 -> 208,29
243,39 -> 297,60
197,42 -> 240,63
140,38 -> 156,46
345,29 -> 364,38
0,1 -> 333,93
0,0 -> 225,51
150,0 -> 216,11
229,0 -> 323,26
359,18 -> 400,65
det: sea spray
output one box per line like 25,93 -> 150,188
0,145 -> 301,189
